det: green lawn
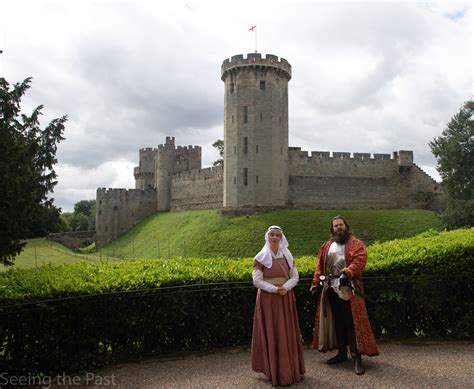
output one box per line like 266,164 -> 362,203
5,209 -> 444,270
98,208 -> 445,259
2,239 -> 108,271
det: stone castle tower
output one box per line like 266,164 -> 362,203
95,53 -> 445,247
221,54 -> 291,208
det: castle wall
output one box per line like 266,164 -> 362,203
170,166 -> 223,210
95,188 -> 157,247
288,149 -> 444,210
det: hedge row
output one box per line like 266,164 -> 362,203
0,228 -> 472,304
0,228 -> 472,377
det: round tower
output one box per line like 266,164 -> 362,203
221,53 -> 292,208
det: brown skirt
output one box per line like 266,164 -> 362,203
251,289 -> 305,386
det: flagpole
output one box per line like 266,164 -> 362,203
255,26 -> 257,53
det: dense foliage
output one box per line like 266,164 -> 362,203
1,228 -> 471,304
0,228 -> 472,376
430,100 -> 474,228
0,77 -> 67,264
61,199 -> 96,232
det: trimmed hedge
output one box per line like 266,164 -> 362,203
0,228 -> 472,377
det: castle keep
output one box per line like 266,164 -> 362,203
96,53 -> 445,247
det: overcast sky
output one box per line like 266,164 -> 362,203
1,0 -> 472,212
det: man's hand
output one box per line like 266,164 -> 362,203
277,286 -> 288,295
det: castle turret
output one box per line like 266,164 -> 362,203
156,137 -> 176,211
155,136 -> 202,211
221,53 -> 292,208
134,148 -> 157,190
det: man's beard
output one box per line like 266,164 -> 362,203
333,230 -> 349,244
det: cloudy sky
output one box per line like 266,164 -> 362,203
1,0 -> 472,212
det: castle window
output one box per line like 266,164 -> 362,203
99,210 -> 102,216
232,115 -> 234,123
244,137 -> 248,154
280,178 -> 282,186
260,80 -> 266,90
256,175 -> 259,184
243,106 -> 248,124
260,112 -> 263,121
279,117 -> 282,125
234,176 -> 236,185
99,200 -> 102,205
230,82 -> 234,93
234,146 -> 237,154
244,168 -> 248,186
281,147 -> 283,155
256,144 -> 259,153
105,226 -> 108,232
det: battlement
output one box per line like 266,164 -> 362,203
288,148 -> 408,162
139,147 -> 157,153
157,140 -> 201,152
97,188 -> 152,196
221,53 -> 291,80
176,145 -> 202,152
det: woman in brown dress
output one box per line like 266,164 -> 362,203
251,225 -> 305,386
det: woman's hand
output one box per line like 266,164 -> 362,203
277,286 -> 287,295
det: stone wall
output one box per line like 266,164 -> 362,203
95,188 -> 157,247
288,149 -> 444,210
47,231 -> 96,250
170,166 -> 223,210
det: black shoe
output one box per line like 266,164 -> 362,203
327,351 -> 348,365
354,356 -> 365,375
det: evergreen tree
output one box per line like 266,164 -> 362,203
0,77 -> 67,264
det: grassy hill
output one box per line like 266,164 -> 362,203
99,209 -> 444,259
2,239 -> 112,271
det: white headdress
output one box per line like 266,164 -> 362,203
254,225 -> 294,269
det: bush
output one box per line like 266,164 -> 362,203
0,228 -> 472,377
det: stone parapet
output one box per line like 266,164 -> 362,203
221,53 -> 291,81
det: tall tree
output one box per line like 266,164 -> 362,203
212,139 -> 224,167
0,77 -> 67,264
429,100 -> 474,228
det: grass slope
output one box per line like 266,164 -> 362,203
99,209 -> 444,259
3,239 -> 106,271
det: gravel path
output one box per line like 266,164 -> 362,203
50,341 -> 473,388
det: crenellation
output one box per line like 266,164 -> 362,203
353,153 -> 371,160
333,152 -> 351,159
374,153 -> 391,160
311,151 -> 330,158
221,53 -> 292,81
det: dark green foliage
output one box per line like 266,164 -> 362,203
59,200 -> 96,232
27,204 -> 62,237
0,77 -> 67,264
212,139 -> 224,166
430,100 -> 474,228
0,229 -> 472,377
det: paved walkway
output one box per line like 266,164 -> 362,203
51,341 -> 473,388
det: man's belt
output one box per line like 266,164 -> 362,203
319,274 -> 375,303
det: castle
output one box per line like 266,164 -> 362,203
95,53 -> 445,247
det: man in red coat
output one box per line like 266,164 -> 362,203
311,215 -> 378,375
